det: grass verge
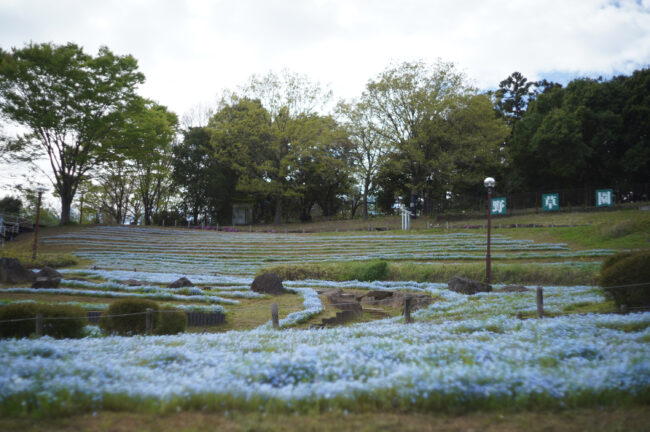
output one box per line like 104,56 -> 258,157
265,261 -> 599,285
0,248 -> 80,269
2,406 -> 649,432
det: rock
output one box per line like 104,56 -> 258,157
391,292 -> 433,310
322,288 -> 362,314
167,277 -> 193,288
499,285 -> 530,293
448,276 -> 492,295
31,266 -> 62,288
122,279 -> 146,286
0,258 -> 36,284
363,290 -> 394,301
250,273 -> 286,295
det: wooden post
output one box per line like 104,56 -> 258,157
271,303 -> 279,330
146,308 -> 153,335
404,296 -> 412,324
620,304 -> 628,315
249,225 -> 252,232
35,313 -> 42,337
536,287 -> 544,318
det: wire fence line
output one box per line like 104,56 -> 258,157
1,280 -> 649,326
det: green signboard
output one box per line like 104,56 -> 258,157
595,189 -> 613,207
491,197 -> 506,215
542,193 -> 559,211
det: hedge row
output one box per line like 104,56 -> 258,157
600,250 -> 650,308
0,303 -> 87,339
99,299 -> 186,335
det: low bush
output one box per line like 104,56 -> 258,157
351,260 -> 389,281
99,299 -> 160,335
155,308 -> 187,335
600,250 -> 650,308
0,303 -> 87,339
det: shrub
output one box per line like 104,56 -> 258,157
352,260 -> 388,281
99,299 -> 160,335
0,303 -> 87,339
155,308 -> 187,335
601,251 -> 636,272
600,250 -> 650,308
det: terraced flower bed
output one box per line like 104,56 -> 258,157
1,224 -> 647,417
40,226 -> 615,276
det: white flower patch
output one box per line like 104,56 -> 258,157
0,312 -> 648,413
60,269 -> 252,287
0,287 -> 239,305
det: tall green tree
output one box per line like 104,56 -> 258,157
173,127 -> 238,224
336,100 -> 389,219
289,114 -> 353,220
0,42 -> 144,224
495,71 -> 537,126
365,60 -> 507,214
239,70 -> 332,224
111,99 -> 178,225
509,69 -> 650,191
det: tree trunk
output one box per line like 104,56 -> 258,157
273,195 -> 282,225
362,178 -> 371,220
60,194 -> 72,225
79,195 -> 84,224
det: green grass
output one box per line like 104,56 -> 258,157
0,248 -> 80,269
445,209 -> 650,250
265,261 -> 599,285
2,406 -> 649,432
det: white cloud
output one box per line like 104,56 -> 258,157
1,0 -> 649,202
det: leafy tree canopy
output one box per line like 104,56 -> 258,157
0,42 -> 145,224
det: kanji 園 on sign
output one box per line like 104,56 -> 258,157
595,189 -> 613,207
491,197 -> 507,215
542,193 -> 559,211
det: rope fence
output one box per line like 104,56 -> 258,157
0,281 -> 649,333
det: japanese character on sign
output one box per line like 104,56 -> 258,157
595,189 -> 613,207
491,197 -> 506,215
542,193 -> 559,211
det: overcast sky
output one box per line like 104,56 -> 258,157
1,0 -> 649,204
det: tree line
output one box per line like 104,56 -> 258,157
0,42 -> 648,225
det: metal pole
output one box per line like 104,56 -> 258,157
32,190 -> 43,261
486,187 -> 492,284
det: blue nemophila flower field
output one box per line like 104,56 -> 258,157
41,226 -> 615,277
0,225 -> 645,415
0,312 -> 648,414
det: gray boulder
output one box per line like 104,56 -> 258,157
448,276 -> 492,295
167,277 -> 193,288
251,273 -> 286,295
32,266 -> 62,288
0,258 -> 36,284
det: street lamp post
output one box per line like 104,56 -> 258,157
484,177 -> 495,284
32,186 -> 47,261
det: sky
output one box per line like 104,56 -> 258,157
1,0 -> 649,207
